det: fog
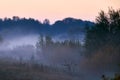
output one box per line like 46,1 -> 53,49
0,32 -> 83,63
0,31 -> 118,80
0,34 -> 36,60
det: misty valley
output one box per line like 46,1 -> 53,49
0,8 -> 120,80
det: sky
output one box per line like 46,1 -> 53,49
0,0 -> 120,23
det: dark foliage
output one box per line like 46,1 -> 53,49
85,8 -> 120,57
84,8 -> 120,75
0,17 -> 94,35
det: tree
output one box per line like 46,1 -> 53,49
36,35 -> 44,48
45,35 -> 53,45
43,19 -> 50,25
85,8 -> 120,57
0,35 -> 3,44
12,16 -> 20,21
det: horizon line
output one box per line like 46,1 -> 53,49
0,16 -> 95,24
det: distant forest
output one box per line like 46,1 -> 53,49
0,16 -> 94,35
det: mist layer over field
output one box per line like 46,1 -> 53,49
0,15 -> 119,80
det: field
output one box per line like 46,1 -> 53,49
0,60 -> 80,80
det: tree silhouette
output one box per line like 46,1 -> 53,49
43,19 -> 50,25
85,8 -> 120,57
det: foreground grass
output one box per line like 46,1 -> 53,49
0,60 -> 80,80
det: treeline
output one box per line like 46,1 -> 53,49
85,8 -> 120,79
85,8 -> 120,57
0,16 -> 41,28
0,17 -> 94,35
36,35 -> 81,49
36,35 -> 81,63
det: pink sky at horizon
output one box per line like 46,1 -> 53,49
0,0 -> 120,24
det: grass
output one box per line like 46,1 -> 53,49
0,59 -> 80,80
